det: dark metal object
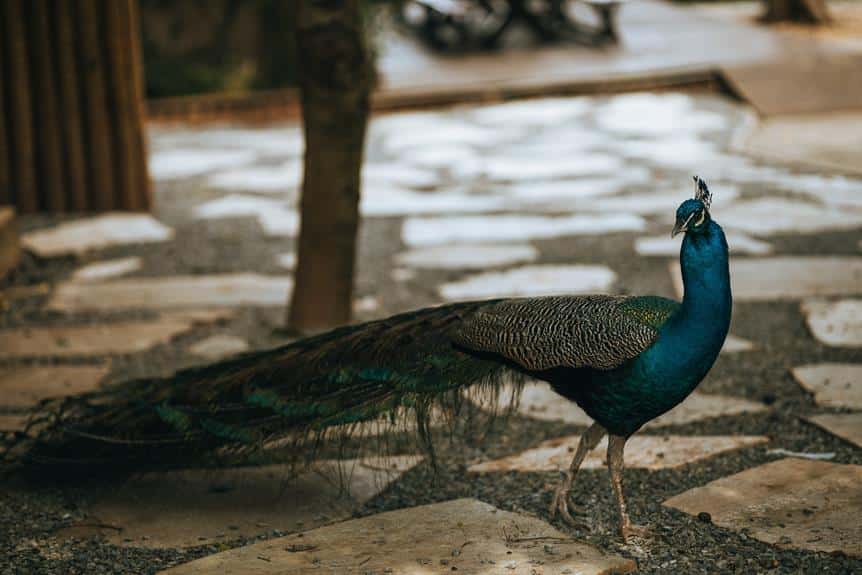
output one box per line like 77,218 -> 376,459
400,0 -> 622,52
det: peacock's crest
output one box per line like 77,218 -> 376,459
693,175 -> 712,210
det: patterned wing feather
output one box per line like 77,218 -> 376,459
452,295 -> 679,371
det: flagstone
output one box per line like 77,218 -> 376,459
47,274 -> 293,312
361,187 -> 505,217
158,498 -> 636,575
663,458 -> 862,556
596,93 -> 727,136
362,163 -> 439,189
440,265 -> 616,300
403,214 -> 646,247
470,96 -> 592,126
492,382 -> 764,427
636,231 -> 770,256
0,366 -> 110,407
469,435 -> 767,473
806,413 -> 862,448
71,257 -> 142,282
594,185 -> 740,217
791,364 -> 862,409
149,149 -> 257,181
193,195 -> 299,237
208,162 -> 302,193
189,335 -> 250,360
719,198 -> 862,236
78,456 -> 422,548
478,153 -> 624,182
274,253 -> 296,270
399,144 -> 479,170
722,334 -> 755,353
22,214 -> 173,257
396,243 -> 539,270
802,299 -> 862,347
0,318 -> 199,359
670,258 -> 862,301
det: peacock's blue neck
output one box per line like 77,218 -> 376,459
678,220 -> 732,331
655,219 -> 732,393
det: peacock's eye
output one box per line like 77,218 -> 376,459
693,210 -> 706,227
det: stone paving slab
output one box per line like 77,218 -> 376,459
158,498 -> 636,575
718,198 -> 862,236
71,257 -> 143,282
791,363 -> 862,409
439,265 -> 617,300
0,366 -> 110,407
636,232 -> 771,256
802,299 -> 862,347
469,435 -> 768,473
722,334 -> 755,352
670,258 -> 862,301
47,274 -> 293,312
806,413 -> 862,448
189,335 -> 250,360
397,243 -> 539,270
149,149 -> 258,181
21,214 -> 174,257
493,382 -> 765,428
402,214 -> 646,247
0,318 -> 200,359
70,456 -> 422,549
739,113 -> 862,176
664,458 -> 862,556
722,52 -> 862,117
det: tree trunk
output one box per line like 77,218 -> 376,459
288,0 -> 373,334
761,0 -> 831,24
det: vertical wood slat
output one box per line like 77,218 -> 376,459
105,0 -> 149,211
30,0 -> 66,212
77,0 -> 115,211
127,0 -> 152,211
53,0 -> 89,211
0,15 -> 12,206
4,0 -> 38,213
0,0 -> 150,213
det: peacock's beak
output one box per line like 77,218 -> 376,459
671,212 -> 695,238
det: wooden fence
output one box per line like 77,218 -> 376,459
0,0 -> 150,213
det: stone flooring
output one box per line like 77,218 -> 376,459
664,458 -> 862,556
2,90 -> 861,573
158,499 -> 637,575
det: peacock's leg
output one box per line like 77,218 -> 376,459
549,421 -> 606,526
607,434 -> 650,542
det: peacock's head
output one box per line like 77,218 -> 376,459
672,176 -> 712,238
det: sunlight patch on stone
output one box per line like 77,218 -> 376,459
149,149 -> 258,181
439,265 -> 616,300
22,214 -> 173,257
72,257 -> 143,282
596,93 -> 727,136
397,243 -> 539,270
403,213 -> 645,247
802,299 -> 862,347
208,161 -> 302,193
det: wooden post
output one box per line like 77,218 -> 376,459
288,0 -> 374,333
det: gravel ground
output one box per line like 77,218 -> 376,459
2,91 -> 861,574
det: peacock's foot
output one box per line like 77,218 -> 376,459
549,487 -> 587,527
620,522 -> 652,543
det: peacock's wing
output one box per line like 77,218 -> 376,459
452,295 -> 680,371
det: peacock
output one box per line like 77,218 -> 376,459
3,176 -> 731,542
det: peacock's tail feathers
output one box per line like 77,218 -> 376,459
2,301 -> 527,477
